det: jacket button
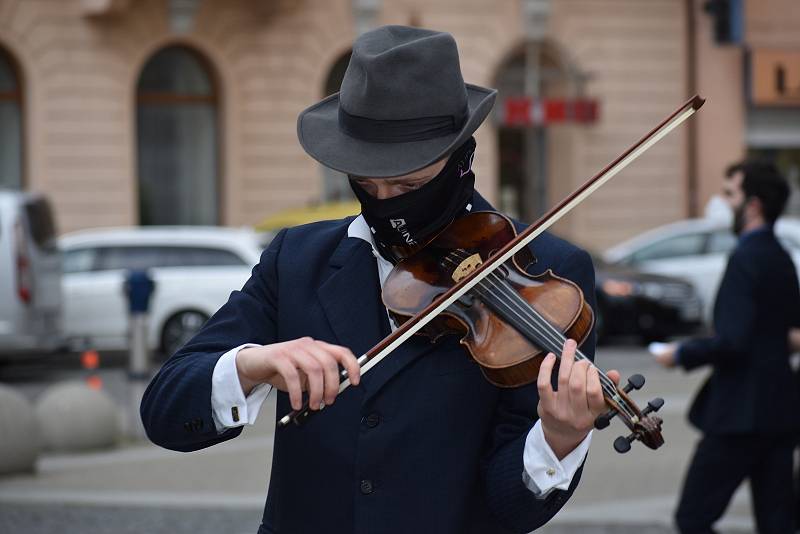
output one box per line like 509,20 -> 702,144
362,412 -> 381,428
360,479 -> 374,495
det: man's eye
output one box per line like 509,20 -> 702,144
354,181 -> 377,195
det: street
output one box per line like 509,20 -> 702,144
0,345 -> 753,534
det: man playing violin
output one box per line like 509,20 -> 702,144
655,161 -> 800,534
141,25 -> 619,534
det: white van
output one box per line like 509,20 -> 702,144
0,191 -> 63,356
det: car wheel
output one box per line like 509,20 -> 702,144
161,311 -> 209,357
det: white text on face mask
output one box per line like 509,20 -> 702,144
390,218 -> 417,245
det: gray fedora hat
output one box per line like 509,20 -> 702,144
297,25 -> 497,178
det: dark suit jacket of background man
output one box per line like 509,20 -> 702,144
140,194 -> 598,534
680,227 -> 800,435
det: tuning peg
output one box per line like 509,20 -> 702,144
594,409 -> 616,430
623,374 -> 645,393
642,397 -> 664,416
613,433 -> 635,453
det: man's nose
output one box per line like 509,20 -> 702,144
374,183 -> 402,200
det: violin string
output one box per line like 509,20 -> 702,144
484,273 -> 619,391
473,275 -> 638,421
472,279 -> 632,418
440,251 -> 636,420
442,250 -> 615,388
465,256 -> 640,422
440,251 -> 610,385
446,269 -> 629,418
478,275 -> 638,421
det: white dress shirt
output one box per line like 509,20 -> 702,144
210,214 -> 592,498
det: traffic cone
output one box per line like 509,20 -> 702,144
81,349 -> 103,390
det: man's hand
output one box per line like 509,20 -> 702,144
235,338 -> 361,411
651,342 -> 678,368
789,328 -> 800,353
537,339 -> 620,460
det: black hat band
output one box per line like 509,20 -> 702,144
338,106 -> 468,144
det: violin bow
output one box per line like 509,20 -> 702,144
279,94 -> 706,428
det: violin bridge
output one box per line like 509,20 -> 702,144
451,253 -> 483,283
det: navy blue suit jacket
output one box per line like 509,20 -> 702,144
680,226 -> 800,435
140,194 -> 597,534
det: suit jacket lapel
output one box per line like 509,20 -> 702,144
317,237 -> 386,359
317,233 -> 435,402
360,335 -> 439,403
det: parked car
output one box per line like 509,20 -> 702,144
593,255 -> 703,344
603,217 -> 800,322
59,226 -> 264,357
0,191 -> 63,357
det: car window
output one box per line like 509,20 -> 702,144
93,245 -> 247,271
24,198 -> 57,251
63,248 -> 100,273
629,233 -> 707,264
161,247 -> 247,267
706,231 -> 737,254
96,247 -> 165,271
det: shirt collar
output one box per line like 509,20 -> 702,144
346,194 -> 482,258
347,215 -> 379,254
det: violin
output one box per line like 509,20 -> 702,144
382,210 -> 663,453
278,95 -> 705,453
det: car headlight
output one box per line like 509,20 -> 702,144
601,279 -> 636,297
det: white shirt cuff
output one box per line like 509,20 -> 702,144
521,419 -> 592,498
210,343 -> 272,432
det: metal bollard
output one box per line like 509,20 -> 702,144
123,269 -> 155,440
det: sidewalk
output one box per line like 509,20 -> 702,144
0,350 -> 755,533
0,396 -> 753,534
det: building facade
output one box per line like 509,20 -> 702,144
0,0 -> 796,249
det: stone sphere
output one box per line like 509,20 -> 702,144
0,384 -> 41,475
35,382 -> 120,452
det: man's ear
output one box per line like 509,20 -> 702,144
746,196 -> 764,219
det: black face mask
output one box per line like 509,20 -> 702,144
349,137 -> 476,262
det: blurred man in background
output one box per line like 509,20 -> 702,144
655,161 -> 800,534
790,326 -> 800,531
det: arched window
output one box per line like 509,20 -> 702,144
494,43 -> 570,222
321,51 -> 353,202
0,47 -> 23,190
136,46 -> 219,225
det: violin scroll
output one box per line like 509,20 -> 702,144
593,373 -> 665,453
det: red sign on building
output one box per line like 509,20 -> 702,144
500,97 -> 599,126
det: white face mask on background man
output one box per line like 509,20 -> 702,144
703,194 -> 734,226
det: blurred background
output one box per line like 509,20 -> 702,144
0,0 -> 799,533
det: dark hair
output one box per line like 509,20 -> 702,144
725,160 -> 790,224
